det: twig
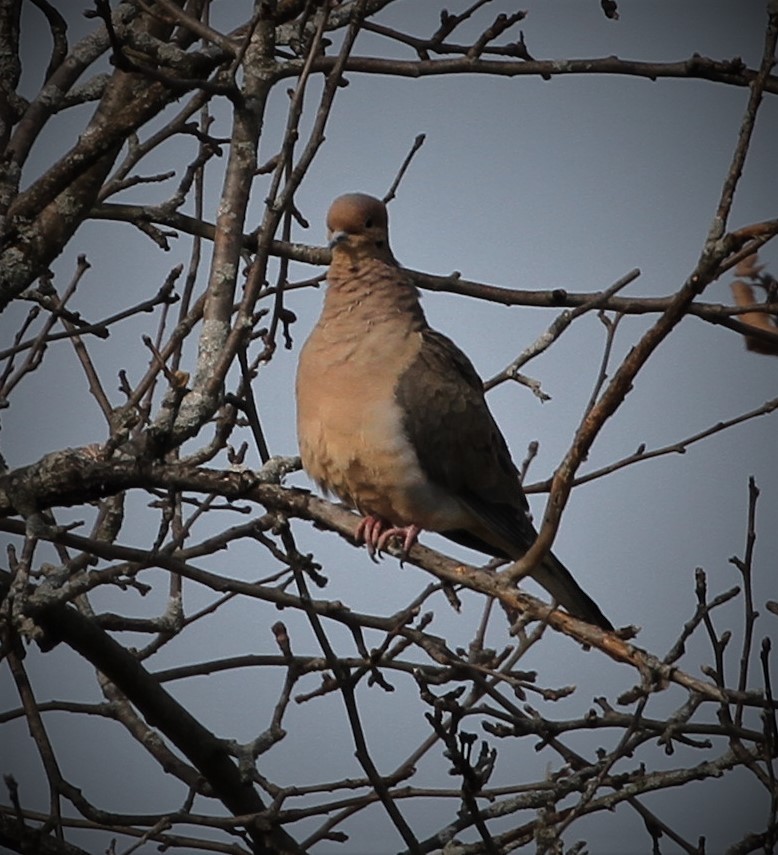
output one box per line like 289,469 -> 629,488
524,397 -> 778,494
484,267 -> 639,390
383,133 -> 426,203
732,477 -> 760,728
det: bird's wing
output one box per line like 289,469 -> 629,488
394,328 -> 538,559
395,328 -> 613,629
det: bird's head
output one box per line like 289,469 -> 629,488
326,193 -> 393,262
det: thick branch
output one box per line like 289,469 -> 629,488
0,449 -> 767,706
17,582 -> 302,854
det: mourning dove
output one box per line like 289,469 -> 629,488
296,193 -> 612,630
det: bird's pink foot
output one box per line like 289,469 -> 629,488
355,514 -> 386,560
376,523 -> 421,561
355,515 -> 421,562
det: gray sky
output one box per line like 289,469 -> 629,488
2,1 -> 777,853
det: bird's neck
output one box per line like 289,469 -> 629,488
321,255 -> 427,336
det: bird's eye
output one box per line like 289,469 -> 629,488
365,218 -> 374,228
375,239 -> 385,248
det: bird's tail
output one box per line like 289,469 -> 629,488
532,552 -> 613,630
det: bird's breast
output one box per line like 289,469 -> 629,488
296,323 -> 469,530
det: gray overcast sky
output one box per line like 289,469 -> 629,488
2,1 -> 777,853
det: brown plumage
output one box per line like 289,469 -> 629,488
296,193 -> 612,630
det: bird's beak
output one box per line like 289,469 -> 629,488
328,230 -> 349,250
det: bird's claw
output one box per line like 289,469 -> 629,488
355,515 -> 384,562
355,515 -> 421,564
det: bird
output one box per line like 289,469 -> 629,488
295,193 -> 613,630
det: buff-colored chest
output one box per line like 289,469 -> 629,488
296,310 -> 422,521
